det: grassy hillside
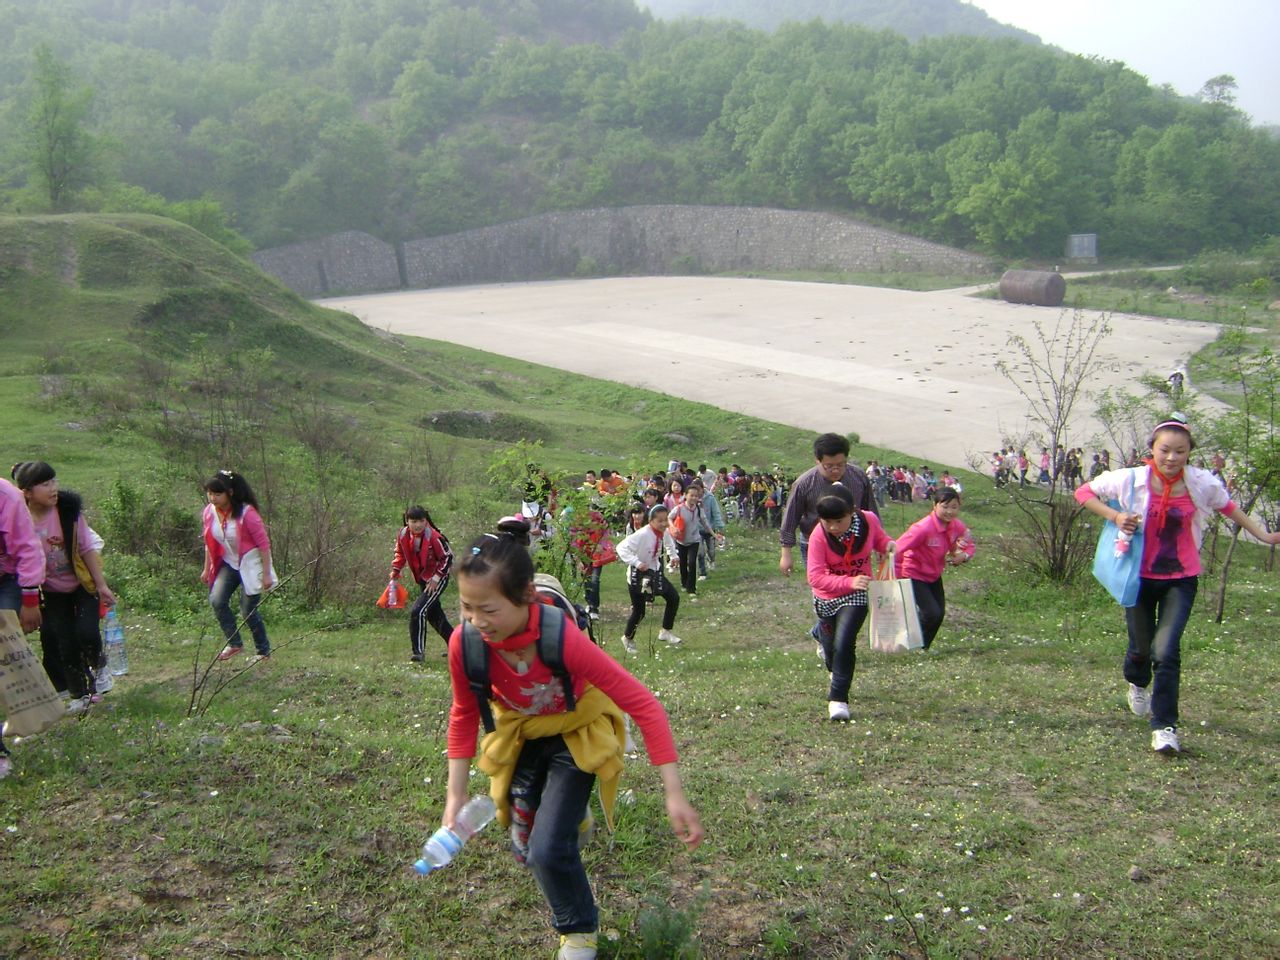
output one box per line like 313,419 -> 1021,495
2,215 -> 1278,958
0,214 -> 870,611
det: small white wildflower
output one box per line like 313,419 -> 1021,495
960,906 -> 970,914
209,790 -> 219,797
869,871 -> 879,879
884,915 -> 895,922
914,913 -> 924,920
978,924 -> 988,931
942,907 -> 952,915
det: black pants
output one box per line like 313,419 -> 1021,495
676,541 -> 699,594
409,579 -> 453,658
624,573 -> 679,637
911,578 -> 946,649
41,587 -> 102,698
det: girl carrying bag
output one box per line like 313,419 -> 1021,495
1091,470 -> 1143,607
867,554 -> 924,653
0,610 -> 66,738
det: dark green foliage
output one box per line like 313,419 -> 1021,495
420,409 -> 551,443
0,1 -> 1275,260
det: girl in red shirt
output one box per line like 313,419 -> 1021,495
390,505 -> 453,662
442,531 -> 702,960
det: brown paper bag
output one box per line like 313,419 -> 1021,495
0,610 -> 65,738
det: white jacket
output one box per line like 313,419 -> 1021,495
1086,465 -> 1233,552
616,524 -> 677,574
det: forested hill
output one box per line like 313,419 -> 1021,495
639,0 -> 1039,41
2,0 -> 1276,263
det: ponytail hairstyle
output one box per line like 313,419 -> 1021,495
203,469 -> 258,517
459,529 -> 536,605
403,504 -> 449,545
627,501 -> 647,531
933,486 -> 962,506
815,482 -> 855,520
11,460 -> 56,491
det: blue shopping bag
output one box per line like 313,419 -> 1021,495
1091,471 -> 1143,607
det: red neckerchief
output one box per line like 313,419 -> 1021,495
1143,459 -> 1185,534
486,600 -> 548,652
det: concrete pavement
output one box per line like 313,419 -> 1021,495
320,276 -> 1220,470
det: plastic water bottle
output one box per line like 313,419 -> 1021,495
413,795 -> 497,876
386,578 -> 403,609
103,609 -> 129,675
1114,528 -> 1132,557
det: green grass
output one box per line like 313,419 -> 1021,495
2,214 -> 1278,957
3,520 -> 1278,958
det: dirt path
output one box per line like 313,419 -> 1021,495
321,276 -> 1220,469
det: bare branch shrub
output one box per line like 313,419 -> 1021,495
994,310 -> 1117,584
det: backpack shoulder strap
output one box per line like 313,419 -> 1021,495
460,622 -> 496,734
535,604 -> 575,714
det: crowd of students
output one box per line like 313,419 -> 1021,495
5,416 -> 1275,960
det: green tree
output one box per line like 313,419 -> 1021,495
26,43 -> 97,209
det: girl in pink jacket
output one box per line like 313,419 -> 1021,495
893,487 -> 974,649
806,484 -> 893,722
202,470 -> 274,663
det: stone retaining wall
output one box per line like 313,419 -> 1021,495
253,206 -> 995,296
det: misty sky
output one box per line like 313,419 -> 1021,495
969,0 -> 1279,127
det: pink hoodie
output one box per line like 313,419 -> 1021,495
1,478 -> 45,602
894,511 -> 974,582
807,511 -> 892,600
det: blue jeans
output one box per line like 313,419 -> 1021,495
209,564 -> 269,655
818,603 -> 869,704
698,535 -> 716,575
583,565 -> 601,613
509,735 -> 598,934
1124,576 -> 1197,729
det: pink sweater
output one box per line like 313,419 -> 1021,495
894,512 -> 974,581
807,511 -> 892,600
0,478 -> 44,592
202,504 -> 272,583
447,602 -> 678,766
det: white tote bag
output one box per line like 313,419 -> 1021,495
867,558 -> 924,653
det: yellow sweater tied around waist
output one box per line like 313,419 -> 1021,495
477,685 -> 627,830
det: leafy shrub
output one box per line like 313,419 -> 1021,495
422,409 -> 549,443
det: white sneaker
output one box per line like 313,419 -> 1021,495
697,575 -> 707,581
1152,727 -> 1180,754
1127,683 -> 1152,717
66,696 -> 91,715
558,932 -> 598,959
621,634 -> 637,654
828,701 -> 850,722
658,629 -> 683,645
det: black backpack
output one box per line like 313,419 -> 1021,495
460,574 -> 591,734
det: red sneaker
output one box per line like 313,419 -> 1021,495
217,645 -> 244,661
